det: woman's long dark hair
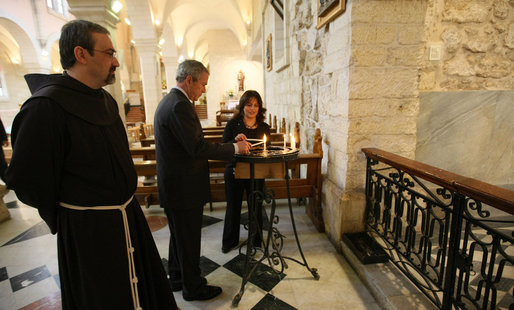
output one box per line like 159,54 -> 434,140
232,90 -> 267,123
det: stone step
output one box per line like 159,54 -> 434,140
340,238 -> 436,310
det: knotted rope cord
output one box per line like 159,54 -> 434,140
60,196 -> 142,310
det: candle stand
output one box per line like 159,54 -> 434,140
232,146 -> 319,307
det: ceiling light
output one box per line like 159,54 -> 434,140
159,38 -> 165,46
41,50 -> 49,56
112,1 -> 122,13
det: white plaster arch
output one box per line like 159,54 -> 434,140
124,0 -> 156,42
194,40 -> 209,63
0,12 -> 41,68
160,19 -> 178,58
44,31 -> 61,52
44,30 -> 62,72
170,1 -> 247,52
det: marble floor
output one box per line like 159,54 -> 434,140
0,190 -> 382,310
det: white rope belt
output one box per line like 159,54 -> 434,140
60,196 -> 142,310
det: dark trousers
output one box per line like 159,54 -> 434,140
164,205 -> 204,296
222,167 -> 264,249
0,147 -> 7,182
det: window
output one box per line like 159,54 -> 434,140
271,0 -> 290,72
46,0 -> 69,17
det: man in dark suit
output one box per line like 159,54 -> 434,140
154,59 -> 251,301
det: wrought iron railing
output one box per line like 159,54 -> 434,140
362,148 -> 514,310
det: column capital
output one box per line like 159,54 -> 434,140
134,39 -> 159,54
161,56 -> 178,65
67,1 -> 120,29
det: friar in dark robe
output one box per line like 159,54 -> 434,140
5,20 -> 178,310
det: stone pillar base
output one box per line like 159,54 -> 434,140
0,185 -> 11,223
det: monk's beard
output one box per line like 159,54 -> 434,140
105,67 -> 116,85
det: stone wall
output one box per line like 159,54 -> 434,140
263,0 -> 353,245
262,0 -> 513,248
345,0 -> 427,237
421,0 -> 514,91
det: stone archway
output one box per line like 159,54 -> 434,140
0,16 -> 42,71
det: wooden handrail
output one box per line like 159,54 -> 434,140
362,148 -> 514,214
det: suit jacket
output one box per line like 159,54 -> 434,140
154,88 -> 235,210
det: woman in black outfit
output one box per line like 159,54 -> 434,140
221,90 -> 271,253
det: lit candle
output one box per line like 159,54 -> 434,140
290,133 -> 294,150
292,136 -> 296,150
263,135 -> 267,151
283,134 -> 286,149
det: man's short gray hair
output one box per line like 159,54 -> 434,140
176,60 -> 209,82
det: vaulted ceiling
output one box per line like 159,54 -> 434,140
122,0 -> 261,62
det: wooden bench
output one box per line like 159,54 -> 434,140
203,127 -> 277,136
133,160 -> 159,208
130,129 -> 324,232
203,132 -> 288,146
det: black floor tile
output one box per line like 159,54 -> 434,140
241,207 -> 270,230
497,292 -> 514,309
202,214 -> 223,228
223,253 -> 285,292
53,274 -> 61,289
0,267 -> 7,282
252,293 -> 297,310
199,256 -> 220,277
2,221 -> 51,246
5,201 -> 18,209
161,256 -> 221,279
10,265 -> 51,292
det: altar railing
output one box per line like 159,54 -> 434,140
362,148 -> 514,310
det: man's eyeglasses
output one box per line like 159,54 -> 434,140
92,49 -> 117,59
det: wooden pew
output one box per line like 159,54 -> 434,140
133,160 -> 159,208
204,132 -> 285,144
130,146 -> 156,160
130,129 -> 324,232
203,127 -> 277,136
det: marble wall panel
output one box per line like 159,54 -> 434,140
416,90 -> 514,189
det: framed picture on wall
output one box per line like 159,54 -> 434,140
270,0 -> 284,18
266,34 -> 272,71
316,0 -> 346,29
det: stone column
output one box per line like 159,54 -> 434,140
136,39 -> 162,124
162,56 -> 178,93
67,0 -> 126,124
24,63 -> 51,74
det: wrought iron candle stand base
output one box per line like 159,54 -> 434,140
232,146 -> 320,307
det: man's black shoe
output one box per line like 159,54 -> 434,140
170,276 -> 207,292
221,244 -> 238,253
183,285 -> 222,301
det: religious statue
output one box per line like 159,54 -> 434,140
237,70 -> 245,91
